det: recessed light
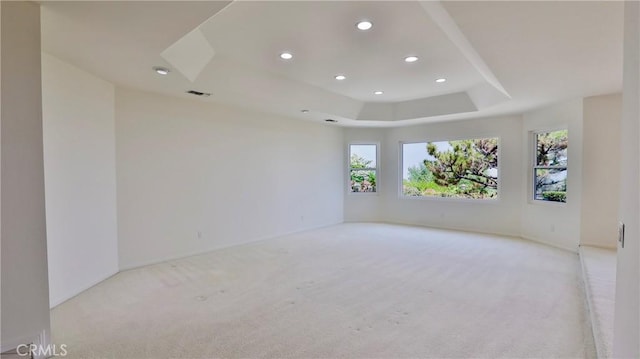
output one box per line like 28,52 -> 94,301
153,66 -> 170,75
356,21 -> 373,31
280,52 -> 293,60
335,75 -> 346,81
404,56 -> 419,63
435,78 -> 447,83
301,109 -> 309,113
374,91 -> 384,95
325,119 -> 338,123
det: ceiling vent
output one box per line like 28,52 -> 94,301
186,90 -> 211,97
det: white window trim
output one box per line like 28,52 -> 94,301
530,127 -> 568,205
398,137 -> 501,202
348,142 -> 380,195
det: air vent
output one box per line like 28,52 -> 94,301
186,90 -> 211,97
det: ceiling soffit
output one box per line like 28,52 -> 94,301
161,1 -> 510,123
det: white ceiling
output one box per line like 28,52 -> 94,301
40,1 -> 624,127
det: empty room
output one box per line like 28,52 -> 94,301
1,1 -> 639,358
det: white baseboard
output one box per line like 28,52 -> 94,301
357,219 -> 522,240
48,221 -> 344,313
578,246 -> 616,359
0,329 -> 49,357
521,235 -> 578,253
345,220 -> 579,253
32,330 -> 50,359
119,221 -> 344,271
49,269 -> 119,308
578,247 -> 601,359
1,333 -> 34,354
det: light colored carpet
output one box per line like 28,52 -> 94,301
579,246 -> 616,359
51,223 -> 596,358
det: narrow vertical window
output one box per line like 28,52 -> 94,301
349,144 -> 377,193
534,129 -> 568,202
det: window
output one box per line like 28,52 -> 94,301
533,129 -> 568,203
349,144 -> 377,193
401,138 -> 499,199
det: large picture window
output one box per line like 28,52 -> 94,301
349,144 -> 377,193
401,138 -> 498,199
533,129 -> 568,203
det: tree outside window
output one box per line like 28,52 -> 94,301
401,138 -> 499,199
533,129 -> 568,203
349,144 -> 377,193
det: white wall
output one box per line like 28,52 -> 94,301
346,116 -> 523,237
581,94 -> 622,249
521,99 -> 584,250
0,1 -> 51,352
345,96 -> 623,252
115,88 -> 344,269
1,0 -> 3,346
41,53 -> 119,307
613,1 -> 640,357
384,116 -> 523,236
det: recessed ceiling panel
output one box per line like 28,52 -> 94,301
197,1 -> 485,102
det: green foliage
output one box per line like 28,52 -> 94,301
350,154 -> 372,169
536,130 -> 568,166
367,171 -> 376,187
402,139 -> 499,199
402,186 -> 422,197
403,179 -> 446,195
403,163 -> 443,196
350,154 -> 376,192
425,138 -> 498,194
407,162 -> 434,183
349,154 -> 370,184
350,170 -> 376,192
350,170 -> 365,184
542,191 -> 566,202
534,131 -> 567,201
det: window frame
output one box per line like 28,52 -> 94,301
348,142 -> 379,195
531,128 -> 568,204
398,136 -> 501,202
